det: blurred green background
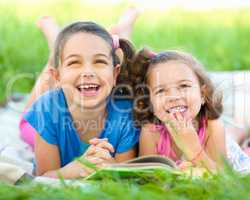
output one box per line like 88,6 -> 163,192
0,0 -> 250,103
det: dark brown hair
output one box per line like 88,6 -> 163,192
53,21 -> 135,96
130,48 -> 223,127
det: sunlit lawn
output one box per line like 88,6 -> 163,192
1,1 -> 250,199
0,0 -> 250,102
1,165 -> 250,200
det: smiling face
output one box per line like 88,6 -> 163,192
57,32 -> 120,110
148,60 -> 204,122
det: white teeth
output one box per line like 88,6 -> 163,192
167,106 -> 187,113
78,84 -> 98,89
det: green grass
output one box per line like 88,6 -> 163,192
0,166 -> 250,200
0,0 -> 250,102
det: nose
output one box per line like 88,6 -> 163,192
165,87 -> 182,102
80,65 -> 96,78
82,72 -> 95,78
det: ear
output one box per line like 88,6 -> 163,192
46,66 -> 61,88
115,48 -> 124,65
48,67 -> 59,80
113,64 -> 121,86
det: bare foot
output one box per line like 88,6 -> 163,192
242,137 -> 250,157
36,16 -> 60,51
110,7 -> 141,39
244,147 -> 250,157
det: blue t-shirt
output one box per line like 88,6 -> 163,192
24,88 -> 139,167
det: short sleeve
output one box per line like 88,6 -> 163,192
115,117 -> 140,154
23,91 -> 59,145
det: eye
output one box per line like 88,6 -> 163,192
179,83 -> 191,88
67,60 -> 80,66
95,59 -> 108,65
155,88 -> 165,94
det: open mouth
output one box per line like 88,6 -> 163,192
166,105 -> 188,114
76,83 -> 101,97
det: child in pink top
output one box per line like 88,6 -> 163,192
154,115 -> 206,163
131,49 -> 226,171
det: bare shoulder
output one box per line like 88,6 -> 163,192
207,118 -> 225,135
205,118 -> 227,161
139,123 -> 160,156
140,123 -> 161,140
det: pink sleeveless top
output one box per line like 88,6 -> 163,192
153,115 -> 206,163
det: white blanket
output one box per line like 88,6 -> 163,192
0,96 -> 34,175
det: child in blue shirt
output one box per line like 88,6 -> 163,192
24,21 -> 139,179
20,7 -> 140,149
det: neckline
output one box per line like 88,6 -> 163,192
155,114 -> 206,160
60,88 -> 111,145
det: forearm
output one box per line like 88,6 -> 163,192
185,149 -> 218,171
40,160 -> 91,179
115,148 -> 137,162
193,151 -> 217,171
41,170 -> 60,179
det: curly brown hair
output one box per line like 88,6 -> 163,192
130,48 -> 223,127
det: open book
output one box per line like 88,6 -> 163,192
84,155 -> 181,181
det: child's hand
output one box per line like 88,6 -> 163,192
64,156 -> 111,178
164,112 -> 202,160
89,138 -> 115,153
82,138 -> 115,166
57,159 -> 97,179
178,161 -> 193,171
84,145 -> 114,162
